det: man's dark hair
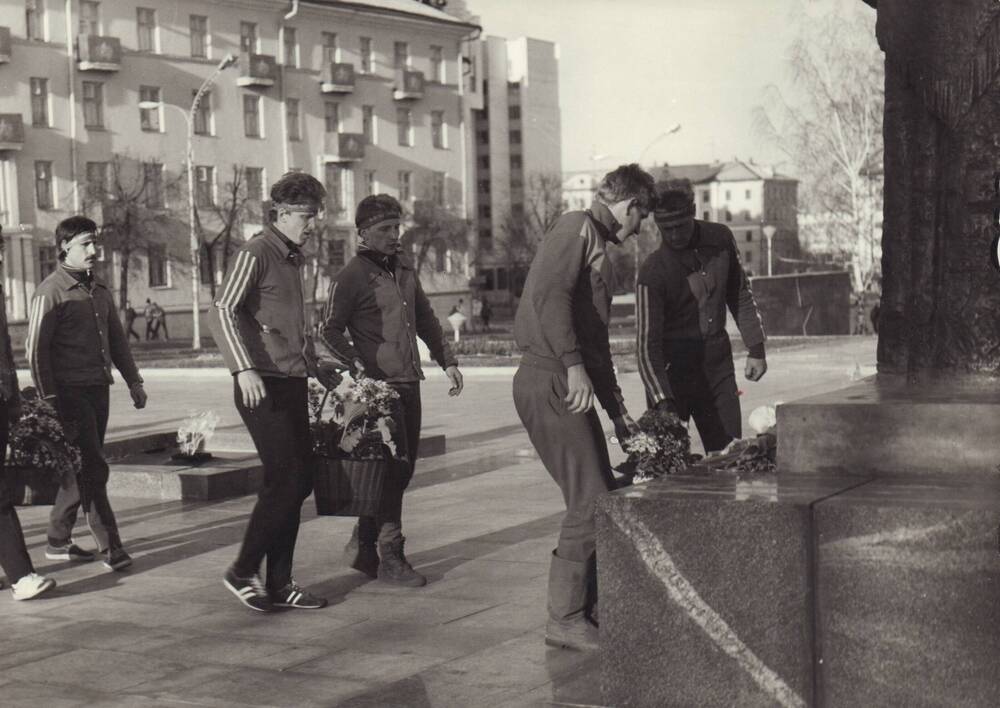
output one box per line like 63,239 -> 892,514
596,164 -> 656,211
270,171 -> 326,207
355,193 -> 402,230
654,178 -> 695,212
55,215 -> 98,260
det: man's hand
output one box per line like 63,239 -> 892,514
445,365 -> 463,396
745,357 -> 768,382
612,412 -> 640,442
129,382 -> 147,409
236,369 -> 267,409
352,359 -> 366,378
655,398 -> 679,416
315,362 -> 343,391
565,364 -> 594,414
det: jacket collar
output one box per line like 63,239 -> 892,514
56,265 -> 106,291
356,250 -> 414,278
262,224 -> 303,264
587,200 -> 621,243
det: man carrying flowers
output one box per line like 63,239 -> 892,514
513,164 -> 654,651
320,194 -> 463,588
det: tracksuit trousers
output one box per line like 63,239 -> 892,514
0,405 -> 34,584
232,376 -> 314,591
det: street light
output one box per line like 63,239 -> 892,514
138,52 -> 236,350
762,224 -> 777,276
638,123 -> 681,165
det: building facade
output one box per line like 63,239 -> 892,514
0,0 -> 479,331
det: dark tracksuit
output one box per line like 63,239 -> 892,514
27,266 -> 142,552
513,201 -> 626,571
636,220 -> 765,452
320,249 -> 456,544
210,224 -> 319,591
0,280 -> 35,584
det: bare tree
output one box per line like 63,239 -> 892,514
401,199 -> 470,276
754,3 -> 883,294
194,164 -> 253,298
495,171 -> 566,297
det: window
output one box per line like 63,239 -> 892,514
328,238 -> 346,268
189,15 -> 208,58
393,41 -> 408,70
322,32 -> 338,64
324,101 -> 340,133
724,210 -> 732,221
725,190 -> 731,200
34,161 -> 52,209
396,107 -> 412,146
139,86 -> 160,131
360,37 -> 373,73
26,0 -> 44,40
703,211 -> 710,221
195,165 -> 214,207
362,105 -> 375,144
324,163 -> 347,214
243,95 -> 261,137
431,111 -> 446,149
30,78 -> 48,127
85,161 -> 109,202
286,98 -> 300,141
509,129 -> 521,144
283,26 -> 298,67
148,244 -> 168,287
477,179 -> 490,194
79,0 -> 100,34
365,170 -> 376,197
744,250 -> 753,263
478,204 -> 491,220
82,81 -> 103,128
745,189 -> 752,199
745,232 -> 753,242
477,129 -> 489,144
508,105 -> 521,120
38,246 -> 57,279
240,21 -> 257,54
478,155 -> 490,170
193,90 -> 211,135
432,172 -> 445,206
144,162 -> 163,208
245,167 -> 264,204
398,171 -> 412,202
702,191 -> 709,203
479,228 -> 492,252
430,45 -> 444,82
510,155 -> 522,170
136,7 -> 156,52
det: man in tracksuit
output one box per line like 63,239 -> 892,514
213,172 -> 339,612
27,216 -> 147,573
513,164 -> 655,651
320,194 -> 463,588
636,179 -> 767,454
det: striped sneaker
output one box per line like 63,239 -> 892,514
223,567 -> 274,613
272,581 -> 327,610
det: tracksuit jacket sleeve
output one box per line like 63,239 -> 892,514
213,250 -> 261,374
636,272 -> 675,407
26,293 -> 58,398
414,277 -> 457,370
319,275 -> 363,368
726,233 -> 766,359
530,229 -> 587,369
107,301 -> 141,386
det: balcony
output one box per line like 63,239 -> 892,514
0,114 -> 24,151
77,35 -> 122,71
322,133 -> 365,163
320,62 -> 355,94
393,70 -> 425,101
0,26 -> 11,63
236,54 -> 277,87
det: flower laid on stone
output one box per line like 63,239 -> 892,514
309,377 -> 402,460
618,407 -> 693,483
7,389 -> 81,484
715,404 -> 779,476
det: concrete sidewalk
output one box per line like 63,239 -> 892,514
0,337 -> 877,707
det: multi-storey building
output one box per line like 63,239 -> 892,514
466,34 -> 561,304
0,0 -> 479,334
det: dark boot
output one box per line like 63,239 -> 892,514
545,550 -> 599,651
343,517 -> 379,578
377,537 -> 426,587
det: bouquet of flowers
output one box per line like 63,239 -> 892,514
714,405 -> 778,476
7,389 -> 81,487
617,407 -> 694,483
309,377 -> 402,460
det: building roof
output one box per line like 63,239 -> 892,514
652,164 -> 723,184
653,160 -> 796,184
304,0 -> 481,30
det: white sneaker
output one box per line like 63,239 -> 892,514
11,573 -> 56,601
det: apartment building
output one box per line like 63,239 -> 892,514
0,0 -> 479,330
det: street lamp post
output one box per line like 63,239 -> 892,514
139,53 -> 235,350
762,224 -> 777,276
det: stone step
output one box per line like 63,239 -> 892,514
106,452 -> 263,502
204,427 -> 446,458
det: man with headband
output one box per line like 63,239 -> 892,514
27,216 -> 147,573
212,172 -> 339,612
637,178 -> 767,455
513,163 -> 653,652
320,193 -> 463,588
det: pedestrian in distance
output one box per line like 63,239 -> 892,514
513,163 -> 654,651
211,172 -> 341,613
870,301 -> 881,334
0,227 -> 55,600
480,298 -> 492,332
321,194 -> 464,588
152,302 -> 169,341
636,179 -> 767,455
143,298 -> 156,341
124,301 -> 141,342
26,216 -> 147,572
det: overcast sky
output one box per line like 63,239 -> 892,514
462,0 -> 876,174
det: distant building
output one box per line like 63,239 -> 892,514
562,170 -> 599,212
